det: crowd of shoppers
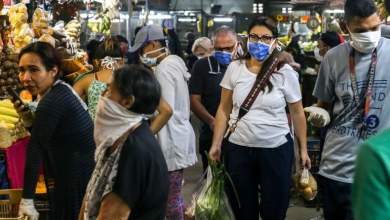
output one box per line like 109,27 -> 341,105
7,1 -> 390,219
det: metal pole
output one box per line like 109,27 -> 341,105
128,0 -> 133,42
200,0 -> 205,36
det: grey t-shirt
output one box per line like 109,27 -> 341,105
313,38 -> 390,183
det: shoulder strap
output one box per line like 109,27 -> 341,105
225,49 -> 282,138
238,49 -> 282,119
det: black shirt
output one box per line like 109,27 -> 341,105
189,56 -> 227,138
23,83 -> 95,220
113,121 -> 169,220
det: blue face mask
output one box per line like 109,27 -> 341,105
213,51 -> 232,66
247,41 -> 273,61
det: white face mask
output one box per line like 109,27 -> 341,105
314,47 -> 323,62
350,30 -> 381,53
140,47 -> 167,67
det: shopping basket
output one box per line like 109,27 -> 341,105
0,189 -> 27,220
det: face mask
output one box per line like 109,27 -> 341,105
247,40 -> 275,62
350,30 -> 381,53
140,47 -> 167,67
213,51 -> 232,65
314,47 -> 323,62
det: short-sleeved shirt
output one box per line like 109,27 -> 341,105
313,38 -> 390,183
220,60 -> 302,148
189,56 -> 227,139
352,129 -> 390,220
113,121 -> 169,220
154,55 -> 197,172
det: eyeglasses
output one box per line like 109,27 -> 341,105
248,33 -> 275,44
214,46 -> 235,52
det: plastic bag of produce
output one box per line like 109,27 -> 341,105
293,168 -> 318,201
194,161 -> 236,220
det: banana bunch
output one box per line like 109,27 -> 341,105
0,99 -> 30,148
8,3 -> 33,53
65,19 -> 81,54
65,19 -> 81,41
8,3 -> 28,28
13,23 -> 34,51
0,99 -> 19,129
32,8 -> 52,38
87,14 -> 111,35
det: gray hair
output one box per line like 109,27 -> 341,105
192,37 -> 213,53
212,26 -> 237,43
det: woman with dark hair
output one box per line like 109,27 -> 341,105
17,42 -> 95,220
209,17 -> 311,220
74,36 -> 172,135
73,36 -> 124,120
81,65 -> 169,220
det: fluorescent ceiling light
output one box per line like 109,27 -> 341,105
324,9 -> 345,13
213,17 -> 233,23
178,17 -> 197,22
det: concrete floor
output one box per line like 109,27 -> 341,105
182,116 -> 324,220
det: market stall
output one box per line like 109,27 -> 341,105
0,2 -> 92,218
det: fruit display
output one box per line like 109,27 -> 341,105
65,19 -> 82,54
0,99 -> 29,148
32,8 -> 52,38
293,168 -> 318,201
0,99 -> 18,129
0,50 -> 22,97
7,3 -> 33,53
88,13 -> 111,35
301,41 -> 318,52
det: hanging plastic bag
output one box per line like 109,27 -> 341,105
184,170 -> 207,220
293,168 -> 318,201
194,161 -> 236,220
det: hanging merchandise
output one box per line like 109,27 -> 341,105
101,0 -> 121,19
65,19 -> 82,54
7,3 -> 34,53
87,12 -> 111,35
32,8 -> 51,38
52,0 -> 84,23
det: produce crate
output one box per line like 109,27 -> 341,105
0,189 -> 26,220
307,137 -> 321,173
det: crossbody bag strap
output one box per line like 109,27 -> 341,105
225,49 -> 282,139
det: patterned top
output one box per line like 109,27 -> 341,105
87,79 -> 107,120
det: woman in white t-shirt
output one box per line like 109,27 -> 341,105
209,17 -> 311,220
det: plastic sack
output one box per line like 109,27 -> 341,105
192,162 -> 236,220
293,168 -> 318,201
